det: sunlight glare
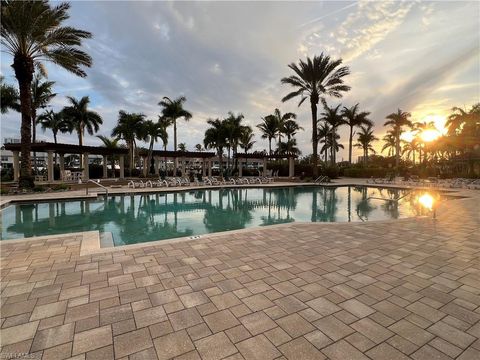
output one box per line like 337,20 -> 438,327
418,193 -> 434,211
401,131 -> 415,142
423,114 -> 448,135
420,129 -> 441,142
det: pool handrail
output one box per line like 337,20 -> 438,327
86,179 -> 109,196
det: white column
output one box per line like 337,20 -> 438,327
103,155 -> 108,178
143,156 -> 148,176
289,157 -> 295,178
83,153 -> 89,181
59,154 -> 65,180
119,155 -> 125,179
47,150 -> 54,182
263,158 -> 268,177
181,157 -> 186,176
239,158 -> 243,177
12,151 -> 20,181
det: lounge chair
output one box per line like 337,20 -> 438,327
128,180 -> 146,189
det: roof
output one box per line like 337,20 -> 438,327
138,150 -> 216,158
3,142 -> 129,156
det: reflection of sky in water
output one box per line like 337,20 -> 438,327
1,186 -> 441,245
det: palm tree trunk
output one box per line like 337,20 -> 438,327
173,119 -> 178,173
13,55 -> 34,188
268,138 -> 272,155
53,131 -> 58,164
349,125 -> 353,164
129,140 -> 134,176
32,108 -> 37,172
395,134 -> 400,170
310,100 -> 319,177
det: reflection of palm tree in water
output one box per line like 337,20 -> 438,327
311,187 -> 338,222
353,186 -> 376,221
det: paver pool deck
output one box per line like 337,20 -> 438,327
1,179 -> 479,359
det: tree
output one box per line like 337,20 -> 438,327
354,124 -> 378,163
239,126 -> 255,154
224,111 -> 245,170
282,119 -> 303,142
0,76 -> 19,113
1,0 -> 92,188
384,109 -> 412,169
257,115 -> 279,155
342,104 -> 372,164
112,111 -> 145,175
31,74 -> 56,171
37,110 -> 69,145
270,108 -> 296,144
142,120 -> 168,174
204,118 -> 227,175
97,135 -> 120,177
381,132 -> 396,157
281,53 -> 350,177
195,144 -> 203,152
178,143 -> 187,152
317,123 -> 331,162
320,101 -> 346,165
402,138 -> 421,164
62,96 -> 102,146
158,96 -> 192,153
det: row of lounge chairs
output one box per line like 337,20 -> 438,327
367,175 -> 480,189
127,176 -> 275,189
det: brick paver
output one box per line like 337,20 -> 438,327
1,186 -> 479,359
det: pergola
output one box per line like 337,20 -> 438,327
235,152 -> 297,178
4,142 -> 129,181
138,150 -> 216,176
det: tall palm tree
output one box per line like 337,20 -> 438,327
62,96 -> 102,146
142,120 -> 168,174
402,138 -> 421,164
1,0 -> 92,187
320,131 -> 343,163
204,118 -> 227,174
354,124 -> 378,163
37,110 -> 69,145
239,126 -> 255,154
270,108 -> 296,144
320,101 -> 345,165
224,111 -> 245,170
257,115 -> 279,155
195,144 -> 203,152
112,111 -> 145,175
341,104 -> 372,164
97,135 -> 120,177
281,54 -> 350,177
31,74 -> 56,171
158,96 -> 192,152
178,143 -> 187,152
384,109 -> 412,169
382,132 -> 396,157
282,119 -> 303,143
0,76 -> 19,113
317,123 -> 331,162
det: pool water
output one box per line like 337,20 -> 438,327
1,186 -> 439,245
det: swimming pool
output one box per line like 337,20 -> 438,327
1,186 -> 440,245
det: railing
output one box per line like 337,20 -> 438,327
86,179 -> 109,197
314,176 -> 330,183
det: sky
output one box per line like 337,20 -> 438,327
1,0 -> 479,161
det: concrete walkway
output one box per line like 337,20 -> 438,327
1,181 -> 479,359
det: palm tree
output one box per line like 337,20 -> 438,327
239,126 -> 255,154
97,135 -> 120,177
62,96 -> 102,146
317,123 -> 331,162
157,116 -> 170,169
402,138 -> 421,164
320,131 -> 343,162
0,76 -> 19,113
282,119 -> 303,143
204,118 -> 227,174
257,115 -> 279,155
158,96 -> 192,151
382,132 -> 396,157
31,74 -> 56,171
342,104 -> 372,164
112,111 -> 146,175
37,110 -> 69,145
142,120 -> 168,174
224,111 -> 245,170
281,54 -> 350,177
384,109 -> 413,169
1,1 -> 92,188
270,108 -> 296,144
320,101 -> 345,165
354,124 -> 378,163
178,143 -> 187,152
195,144 -> 203,152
